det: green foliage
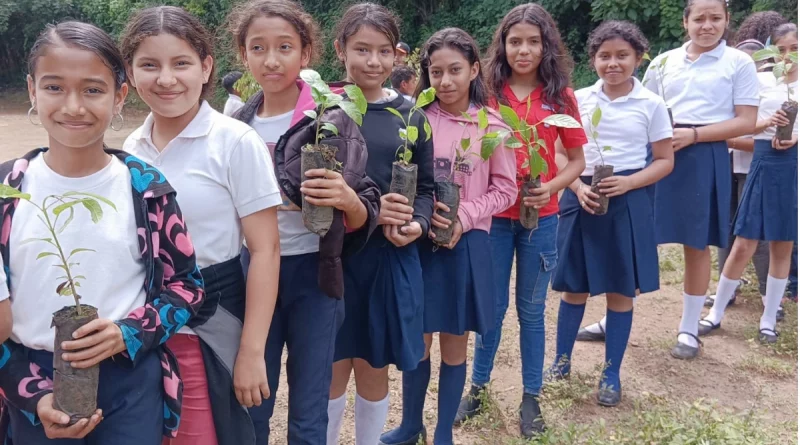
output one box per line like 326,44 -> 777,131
299,69 -> 367,145
449,107 -> 504,181
584,106 -> 611,165
387,87 -> 435,165
753,46 -> 798,99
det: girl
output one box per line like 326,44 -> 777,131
226,0 -> 380,443
698,23 -> 798,343
641,0 -> 759,360
379,28 -> 517,445
0,21 -> 203,444
326,4 -> 434,444
455,3 -> 587,439
120,7 -> 282,445
547,21 -> 674,407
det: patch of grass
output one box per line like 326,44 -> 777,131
646,336 -> 675,352
736,354 -> 795,378
659,258 -> 676,272
742,299 -> 798,358
460,383 -> 507,433
539,365 -> 598,414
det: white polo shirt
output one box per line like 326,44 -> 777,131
124,101 -> 282,269
576,78 -> 673,176
755,72 -> 798,141
0,257 -> 8,302
643,40 -> 760,125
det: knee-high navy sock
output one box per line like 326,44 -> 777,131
434,361 -> 467,445
379,359 -> 430,443
602,308 -> 633,391
552,300 -> 586,375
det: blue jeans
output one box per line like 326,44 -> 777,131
471,216 -> 558,395
789,242 -> 798,299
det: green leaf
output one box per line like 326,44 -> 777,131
659,56 -> 669,68
752,48 -> 779,62
627,9 -> 637,20
602,145 -> 613,152
81,199 -> 103,223
423,120 -> 433,142
68,248 -> 95,259
399,128 -> 408,141
506,136 -> 524,149
774,62 -> 786,79
591,107 -> 602,128
53,200 -> 84,216
543,114 -> 582,128
321,122 -> 339,136
416,87 -> 436,108
498,105 -> 521,130
36,252 -> 58,260
789,52 -> 798,64
299,69 -> 323,86
480,137 -> 501,160
343,85 -> 368,114
521,159 -> 530,169
642,53 -> 651,61
403,149 -> 413,164
58,206 -> 74,234
592,131 -> 599,140
18,237 -> 53,247
386,107 -> 405,121
0,184 -> 30,200
59,286 -> 73,297
304,110 -> 318,120
62,192 -> 116,210
460,138 -> 471,150
407,126 -> 419,144
477,108 -> 489,130
339,101 -> 363,126
460,111 -> 474,123
73,275 -> 86,281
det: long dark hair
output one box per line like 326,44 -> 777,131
415,27 -> 488,107
485,3 -> 574,113
734,11 -> 787,45
335,3 -> 400,51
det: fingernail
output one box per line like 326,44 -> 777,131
62,353 -> 67,360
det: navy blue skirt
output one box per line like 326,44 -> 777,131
654,138 -> 731,250
419,230 -> 495,335
734,140 -> 797,242
553,170 -> 659,298
335,232 -> 425,371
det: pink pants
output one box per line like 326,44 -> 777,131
162,334 -> 219,445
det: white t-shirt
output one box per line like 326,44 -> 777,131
10,156 -> 147,351
643,41 -> 760,124
250,110 -> 319,256
755,72 -> 798,141
223,94 -> 245,117
576,78 -> 673,175
0,256 -> 8,302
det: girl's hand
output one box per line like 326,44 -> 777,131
769,109 -> 791,128
379,193 -> 414,226
672,128 -> 695,151
444,219 -> 463,249
233,350 -> 270,408
384,221 -> 422,247
522,183 -> 552,209
430,202 -> 452,229
300,169 -> 359,212
598,175 -> 634,198
37,394 -> 103,439
61,319 -> 126,369
773,134 -> 798,150
576,183 -> 601,214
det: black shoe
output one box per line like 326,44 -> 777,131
597,385 -> 621,407
378,427 -> 427,445
777,305 -> 785,322
670,332 -> 701,360
759,328 -> 779,344
519,393 -> 545,438
454,385 -> 484,425
697,319 -> 721,336
576,324 -> 606,342
704,294 -> 737,308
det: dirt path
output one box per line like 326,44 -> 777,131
0,91 -> 795,444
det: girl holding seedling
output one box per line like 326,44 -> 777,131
226,0 -> 380,442
455,3 -> 587,439
326,4 -> 435,444
379,28 -> 517,445
0,21 -> 204,444
641,0 -> 759,360
547,21 -> 674,408
698,23 -> 798,344
121,7 -> 282,445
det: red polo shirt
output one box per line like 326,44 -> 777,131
494,83 -> 587,220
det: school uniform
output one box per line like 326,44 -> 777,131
0,149 -> 204,445
125,101 -> 283,445
643,40 -> 760,250
554,78 -> 673,298
734,74 -> 798,242
223,94 -> 245,117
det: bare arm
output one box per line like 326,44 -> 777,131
697,105 -> 758,142
0,300 -> 10,343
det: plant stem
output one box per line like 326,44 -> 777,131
315,105 -> 325,145
41,198 -> 81,315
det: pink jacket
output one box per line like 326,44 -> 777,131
426,102 -> 518,233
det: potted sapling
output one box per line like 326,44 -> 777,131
643,53 -> 672,126
0,185 -> 115,423
584,106 -> 614,215
298,69 -> 368,236
431,108 -> 504,246
498,101 -> 582,230
753,46 -> 799,142
386,87 -> 437,209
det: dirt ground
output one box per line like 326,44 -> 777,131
0,90 -> 796,444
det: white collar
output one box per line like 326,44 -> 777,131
589,77 -> 648,102
136,100 -> 215,142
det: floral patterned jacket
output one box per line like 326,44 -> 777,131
0,148 -> 205,438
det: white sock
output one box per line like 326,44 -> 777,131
354,393 -> 389,445
678,293 -> 705,348
705,275 -> 739,325
585,315 -> 607,334
326,394 -> 347,445
761,275 -> 787,332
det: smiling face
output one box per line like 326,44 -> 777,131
593,37 -> 641,87
242,16 -> 310,95
336,25 -> 395,96
684,0 -> 729,49
428,46 -> 479,112
505,22 -> 543,78
775,32 -> 799,75
128,33 -> 213,119
28,43 -> 127,150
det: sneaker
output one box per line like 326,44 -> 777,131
519,393 -> 545,438
454,385 -> 484,425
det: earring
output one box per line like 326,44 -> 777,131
27,103 -> 41,126
110,112 -> 124,131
